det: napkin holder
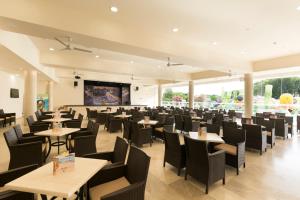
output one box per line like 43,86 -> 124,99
144,116 -> 150,122
53,152 -> 75,175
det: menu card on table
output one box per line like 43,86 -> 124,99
53,152 -> 75,175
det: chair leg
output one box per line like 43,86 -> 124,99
206,184 -> 209,194
244,162 -> 246,168
260,150 -> 262,155
177,168 -> 181,176
236,167 -> 239,175
223,177 -> 225,185
184,171 -> 188,180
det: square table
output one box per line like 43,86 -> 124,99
5,157 -> 107,200
188,132 -> 224,143
158,112 -> 169,115
138,120 -> 158,126
35,128 -> 80,155
43,118 -> 72,123
114,114 -> 132,118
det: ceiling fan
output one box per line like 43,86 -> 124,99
54,36 -> 93,53
166,57 -> 184,67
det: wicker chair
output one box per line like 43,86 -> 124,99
184,136 -> 225,194
26,115 -> 50,133
0,164 -> 38,199
4,128 -> 43,169
96,113 -> 108,127
88,146 -> 150,200
163,131 -> 186,176
183,115 -> 200,132
263,119 -> 276,148
35,110 -> 51,121
131,122 -> 152,147
272,118 -> 288,139
242,124 -> 267,155
174,114 -> 184,132
0,109 -> 16,127
285,116 -> 293,136
107,116 -> 122,133
206,123 -> 220,135
215,127 -> 246,175
123,119 -> 131,142
68,122 -> 100,153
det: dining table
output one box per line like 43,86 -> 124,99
35,128 -> 80,156
5,157 -> 107,200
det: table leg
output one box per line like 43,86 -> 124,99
57,136 -> 60,154
45,136 -> 52,161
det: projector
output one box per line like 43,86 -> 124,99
75,75 -> 81,80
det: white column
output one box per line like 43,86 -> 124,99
48,81 -> 54,111
244,73 -> 253,118
158,84 -> 162,106
23,70 -> 37,118
189,80 -> 194,109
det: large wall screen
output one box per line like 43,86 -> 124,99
84,80 -> 131,106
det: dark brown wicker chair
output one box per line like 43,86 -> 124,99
67,122 -> 100,152
26,115 -> 50,133
272,118 -> 288,139
183,115 -> 200,132
206,123 -> 220,135
242,124 -> 267,155
184,136 -> 225,194
285,116 -> 293,137
96,113 -> 107,127
174,114 -> 184,132
222,121 -> 237,129
107,116 -> 122,133
215,127 -> 246,175
163,131 -> 186,176
84,136 -> 128,167
263,120 -> 276,148
0,164 -> 37,200
0,109 -> 16,127
35,110 -> 51,121
131,122 -> 152,147
123,119 -> 131,142
88,146 -> 150,200
4,128 -> 43,169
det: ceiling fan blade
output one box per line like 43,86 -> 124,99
73,47 -> 93,53
54,37 -> 68,47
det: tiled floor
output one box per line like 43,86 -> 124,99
1,119 -> 300,199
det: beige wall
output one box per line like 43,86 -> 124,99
0,70 -> 24,117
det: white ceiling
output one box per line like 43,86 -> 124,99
1,0 -> 300,79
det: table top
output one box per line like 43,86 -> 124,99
192,116 -> 202,120
138,120 -> 158,125
100,111 -> 116,114
114,114 -> 132,118
43,118 -> 72,123
188,132 -> 224,143
35,128 -> 80,137
5,157 -> 107,199
158,112 -> 169,115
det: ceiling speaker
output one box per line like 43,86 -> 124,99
74,81 -> 78,87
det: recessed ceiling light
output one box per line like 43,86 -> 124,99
110,6 -> 118,13
212,41 -> 218,45
240,51 -> 247,55
130,61 -> 134,64
49,48 -> 55,51
172,28 -> 179,32
95,55 -> 99,58
297,6 -> 300,10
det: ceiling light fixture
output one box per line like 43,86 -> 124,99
95,55 -> 99,58
172,28 -> 179,32
130,61 -> 134,64
110,6 -> 118,13
212,41 -> 218,45
297,6 -> 300,10
49,47 -> 55,51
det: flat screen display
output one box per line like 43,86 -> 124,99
10,88 -> 19,98
84,80 -> 131,106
